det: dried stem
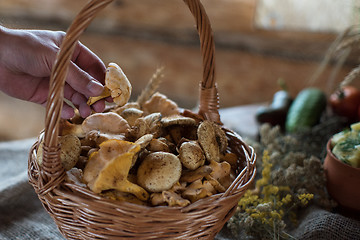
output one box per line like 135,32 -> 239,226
307,28 -> 352,87
136,66 -> 165,107
334,34 -> 360,54
326,48 -> 351,94
341,64 -> 360,88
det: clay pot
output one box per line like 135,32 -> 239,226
324,139 -> 360,211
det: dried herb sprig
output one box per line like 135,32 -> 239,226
137,66 -> 165,107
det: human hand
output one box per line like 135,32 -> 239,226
0,26 -> 107,119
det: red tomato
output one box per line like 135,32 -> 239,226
329,86 -> 360,121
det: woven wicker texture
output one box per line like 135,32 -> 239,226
28,0 -> 256,239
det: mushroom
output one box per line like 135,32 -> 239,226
83,139 -> 149,201
212,122 -> 228,154
64,168 -> 87,188
87,87 -> 111,106
205,175 -> 226,193
36,134 -> 81,171
82,112 -> 130,135
132,133 -> 153,167
150,192 -> 167,206
59,119 -> 85,138
208,160 -> 232,189
137,152 -> 182,192
147,138 -> 171,152
161,115 -> 198,145
161,116 -> 197,128
178,141 -> 205,170
180,165 -> 212,183
134,134 -> 154,149
221,152 -> 238,170
120,108 -> 144,126
182,179 -> 215,203
149,181 -> 190,207
106,63 -> 132,106
112,102 -> 141,115
142,92 -> 180,117
163,190 -> 191,207
87,63 -> 132,106
129,113 -> 162,140
85,130 -> 126,146
197,120 -> 221,162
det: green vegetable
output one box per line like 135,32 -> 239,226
285,88 -> 327,133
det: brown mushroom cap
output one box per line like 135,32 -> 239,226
82,112 -> 130,135
161,116 -> 197,128
36,134 -> 81,171
147,138 -> 171,152
197,120 -> 221,162
137,152 -> 182,192
178,141 -> 205,170
120,108 -> 143,126
142,92 -> 180,117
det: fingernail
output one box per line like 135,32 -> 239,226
87,79 -> 104,96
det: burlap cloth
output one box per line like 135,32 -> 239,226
1,138 -> 359,240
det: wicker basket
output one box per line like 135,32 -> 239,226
28,0 -> 256,239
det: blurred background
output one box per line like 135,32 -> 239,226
1,0 -> 359,141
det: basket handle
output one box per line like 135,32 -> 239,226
40,0 -> 219,193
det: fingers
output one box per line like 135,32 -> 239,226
72,41 -> 106,84
66,61 -> 104,97
61,103 -> 75,119
63,83 -> 105,119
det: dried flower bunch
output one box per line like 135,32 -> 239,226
36,64 -> 241,207
227,124 -> 337,240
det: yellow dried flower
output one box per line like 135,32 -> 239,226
281,194 -> 292,205
298,193 -> 314,206
256,150 -> 272,189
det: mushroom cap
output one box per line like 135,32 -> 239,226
85,130 -> 126,146
59,119 -> 85,138
180,165 -> 212,183
209,160 -> 232,189
197,120 -> 221,162
182,179 -> 214,203
147,138 -> 170,152
142,92 -> 180,117
83,139 -> 149,201
137,152 -> 182,192
120,108 -> 143,126
178,141 -> 205,170
82,112 -> 130,135
36,134 -> 81,171
161,115 -> 197,128
59,134 -> 82,171
106,63 -> 132,106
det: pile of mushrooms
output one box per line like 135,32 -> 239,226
37,63 -> 240,207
